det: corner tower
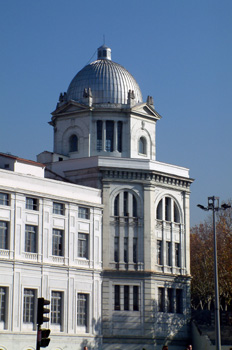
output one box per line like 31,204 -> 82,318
38,45 -> 193,350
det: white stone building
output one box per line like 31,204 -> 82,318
0,153 -> 103,350
0,45 -> 193,350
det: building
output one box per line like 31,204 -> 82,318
0,153 -> 102,350
0,45 -> 193,350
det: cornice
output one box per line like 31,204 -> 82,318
101,168 -> 193,190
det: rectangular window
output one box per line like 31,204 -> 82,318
167,288 -> 174,313
124,237 -> 128,263
157,240 -> 162,265
117,121 -> 122,152
0,287 -> 6,322
78,207 -> 89,220
124,286 -> 129,311
133,237 -> 137,263
25,225 -> 37,253
77,293 -> 88,327
165,197 -> 171,221
114,236 -> 119,262
158,287 -> 165,312
133,286 -> 139,311
52,229 -> 64,256
166,242 -> 171,266
175,243 -> 180,267
53,202 -> 64,215
0,221 -> 8,250
26,197 -> 38,211
78,233 -> 88,258
51,291 -> 62,325
176,289 -> 183,314
97,120 -> 103,151
23,289 -> 35,323
106,120 -> 114,152
0,193 -> 9,206
114,285 -> 120,311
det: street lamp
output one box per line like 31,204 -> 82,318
197,196 -> 231,350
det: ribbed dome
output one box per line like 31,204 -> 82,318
66,46 -> 143,105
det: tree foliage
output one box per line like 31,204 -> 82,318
190,201 -> 232,310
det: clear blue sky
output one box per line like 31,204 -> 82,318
0,0 -> 231,226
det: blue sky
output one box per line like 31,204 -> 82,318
0,0 -> 231,226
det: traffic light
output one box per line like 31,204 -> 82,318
37,298 -> 50,325
40,329 -> 50,347
36,298 -> 51,350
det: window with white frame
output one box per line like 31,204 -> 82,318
175,243 -> 180,267
52,229 -> 64,256
53,202 -> 64,215
78,207 -> 89,220
0,287 -> 7,324
0,193 -> 9,206
0,221 -> 8,250
51,291 -> 62,325
77,293 -> 88,327
25,225 -> 37,253
166,241 -> 171,266
167,288 -> 174,313
158,287 -> 165,312
26,197 -> 38,211
157,240 -> 162,265
78,233 -> 88,259
23,289 -> 36,323
114,236 -> 119,263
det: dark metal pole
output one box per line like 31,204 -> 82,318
212,196 -> 221,350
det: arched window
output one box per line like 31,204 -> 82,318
139,137 -> 146,155
156,197 -> 180,222
69,134 -> 78,152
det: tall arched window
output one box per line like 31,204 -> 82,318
113,191 -> 139,269
69,134 -> 78,152
139,137 -> 146,155
156,197 -> 181,268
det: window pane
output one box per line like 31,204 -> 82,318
78,207 -> 89,219
117,121 -> 122,152
166,242 -> 171,266
78,233 -> 88,258
167,288 -> 174,313
106,121 -> 114,152
26,197 -> 38,211
124,237 -> 128,263
124,286 -> 129,310
23,289 -> 35,323
157,240 -> 162,265
69,134 -> 78,152
0,193 -> 9,206
77,293 -> 88,326
0,221 -> 8,250
97,120 -> 103,151
0,287 -> 6,322
53,202 -> 64,215
25,225 -> 37,253
133,237 -> 137,263
133,286 -> 139,311
114,236 -> 119,263
139,137 -> 146,154
158,287 -> 165,312
52,229 -> 63,256
175,243 -> 180,267
51,291 -> 62,324
176,289 -> 183,314
114,285 -> 120,310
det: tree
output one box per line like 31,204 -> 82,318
190,201 -> 232,311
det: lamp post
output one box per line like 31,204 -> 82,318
197,196 -> 231,350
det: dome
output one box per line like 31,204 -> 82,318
66,45 -> 143,105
